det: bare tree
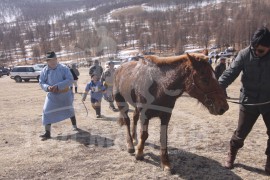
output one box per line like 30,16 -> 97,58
32,45 -> 41,63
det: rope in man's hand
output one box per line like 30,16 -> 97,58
227,99 -> 270,106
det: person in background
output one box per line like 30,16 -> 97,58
215,57 -> 227,78
208,57 -> 213,65
82,74 -> 106,118
39,51 -> 78,140
70,64 -> 80,93
215,57 -> 229,98
201,49 -> 213,65
101,61 -> 117,111
218,27 -> 270,173
214,55 -> 220,64
89,59 -> 103,80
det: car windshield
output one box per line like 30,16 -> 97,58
33,64 -> 46,70
114,61 -> 121,65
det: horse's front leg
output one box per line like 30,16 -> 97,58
160,115 -> 171,173
132,108 -> 140,145
115,95 -> 135,154
135,116 -> 149,160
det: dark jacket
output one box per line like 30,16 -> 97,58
70,69 -> 78,80
215,63 -> 226,79
218,46 -> 270,113
89,65 -> 103,78
71,66 -> 80,77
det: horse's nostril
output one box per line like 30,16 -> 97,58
219,108 -> 225,115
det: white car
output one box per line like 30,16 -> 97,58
10,66 -> 41,82
104,61 -> 122,69
208,51 -> 218,58
218,51 -> 233,57
33,64 -> 46,71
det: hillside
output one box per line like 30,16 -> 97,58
0,0 -> 269,65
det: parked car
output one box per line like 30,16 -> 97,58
209,45 -> 220,49
218,51 -> 233,57
0,67 -> 10,76
225,47 -> 235,53
104,61 -> 122,69
0,69 -> 3,77
122,56 -> 141,63
33,64 -> 46,71
208,51 -> 218,58
10,66 -> 41,82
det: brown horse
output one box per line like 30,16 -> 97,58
113,53 -> 229,173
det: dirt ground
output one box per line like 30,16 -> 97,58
0,67 -> 270,180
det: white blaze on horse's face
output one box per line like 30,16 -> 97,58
212,71 -> 217,80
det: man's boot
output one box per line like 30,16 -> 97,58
96,107 -> 101,118
39,130 -> 51,140
225,147 -> 239,169
75,87 -> 78,93
70,116 -> 78,131
265,155 -> 270,174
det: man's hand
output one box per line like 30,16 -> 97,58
48,85 -> 58,93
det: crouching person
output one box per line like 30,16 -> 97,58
82,74 -> 106,118
39,51 -> 78,141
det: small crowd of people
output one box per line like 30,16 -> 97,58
38,52 -> 118,141
37,26 -> 270,174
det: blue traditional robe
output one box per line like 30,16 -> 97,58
39,63 -> 75,125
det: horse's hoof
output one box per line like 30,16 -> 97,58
135,154 -> 144,160
162,165 -> 172,175
128,148 -> 135,153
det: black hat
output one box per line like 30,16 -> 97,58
46,51 -> 56,59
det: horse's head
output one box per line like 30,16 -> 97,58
185,53 -> 229,115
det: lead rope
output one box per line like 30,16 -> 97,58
81,100 -> 89,117
76,84 -> 89,117
227,99 -> 270,106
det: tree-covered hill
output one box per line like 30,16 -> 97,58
0,0 -> 269,65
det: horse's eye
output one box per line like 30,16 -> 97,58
200,71 -> 206,75
201,78 -> 209,84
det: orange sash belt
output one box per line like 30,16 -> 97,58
58,86 -> 69,93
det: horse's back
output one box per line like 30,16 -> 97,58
114,60 -> 154,105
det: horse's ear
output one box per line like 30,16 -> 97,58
186,53 -> 197,65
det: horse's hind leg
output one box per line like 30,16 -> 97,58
131,108 -> 140,145
124,115 -> 135,153
115,92 -> 135,153
135,113 -> 149,160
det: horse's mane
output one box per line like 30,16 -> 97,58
145,53 -> 208,65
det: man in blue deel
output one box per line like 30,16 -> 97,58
39,51 -> 78,140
